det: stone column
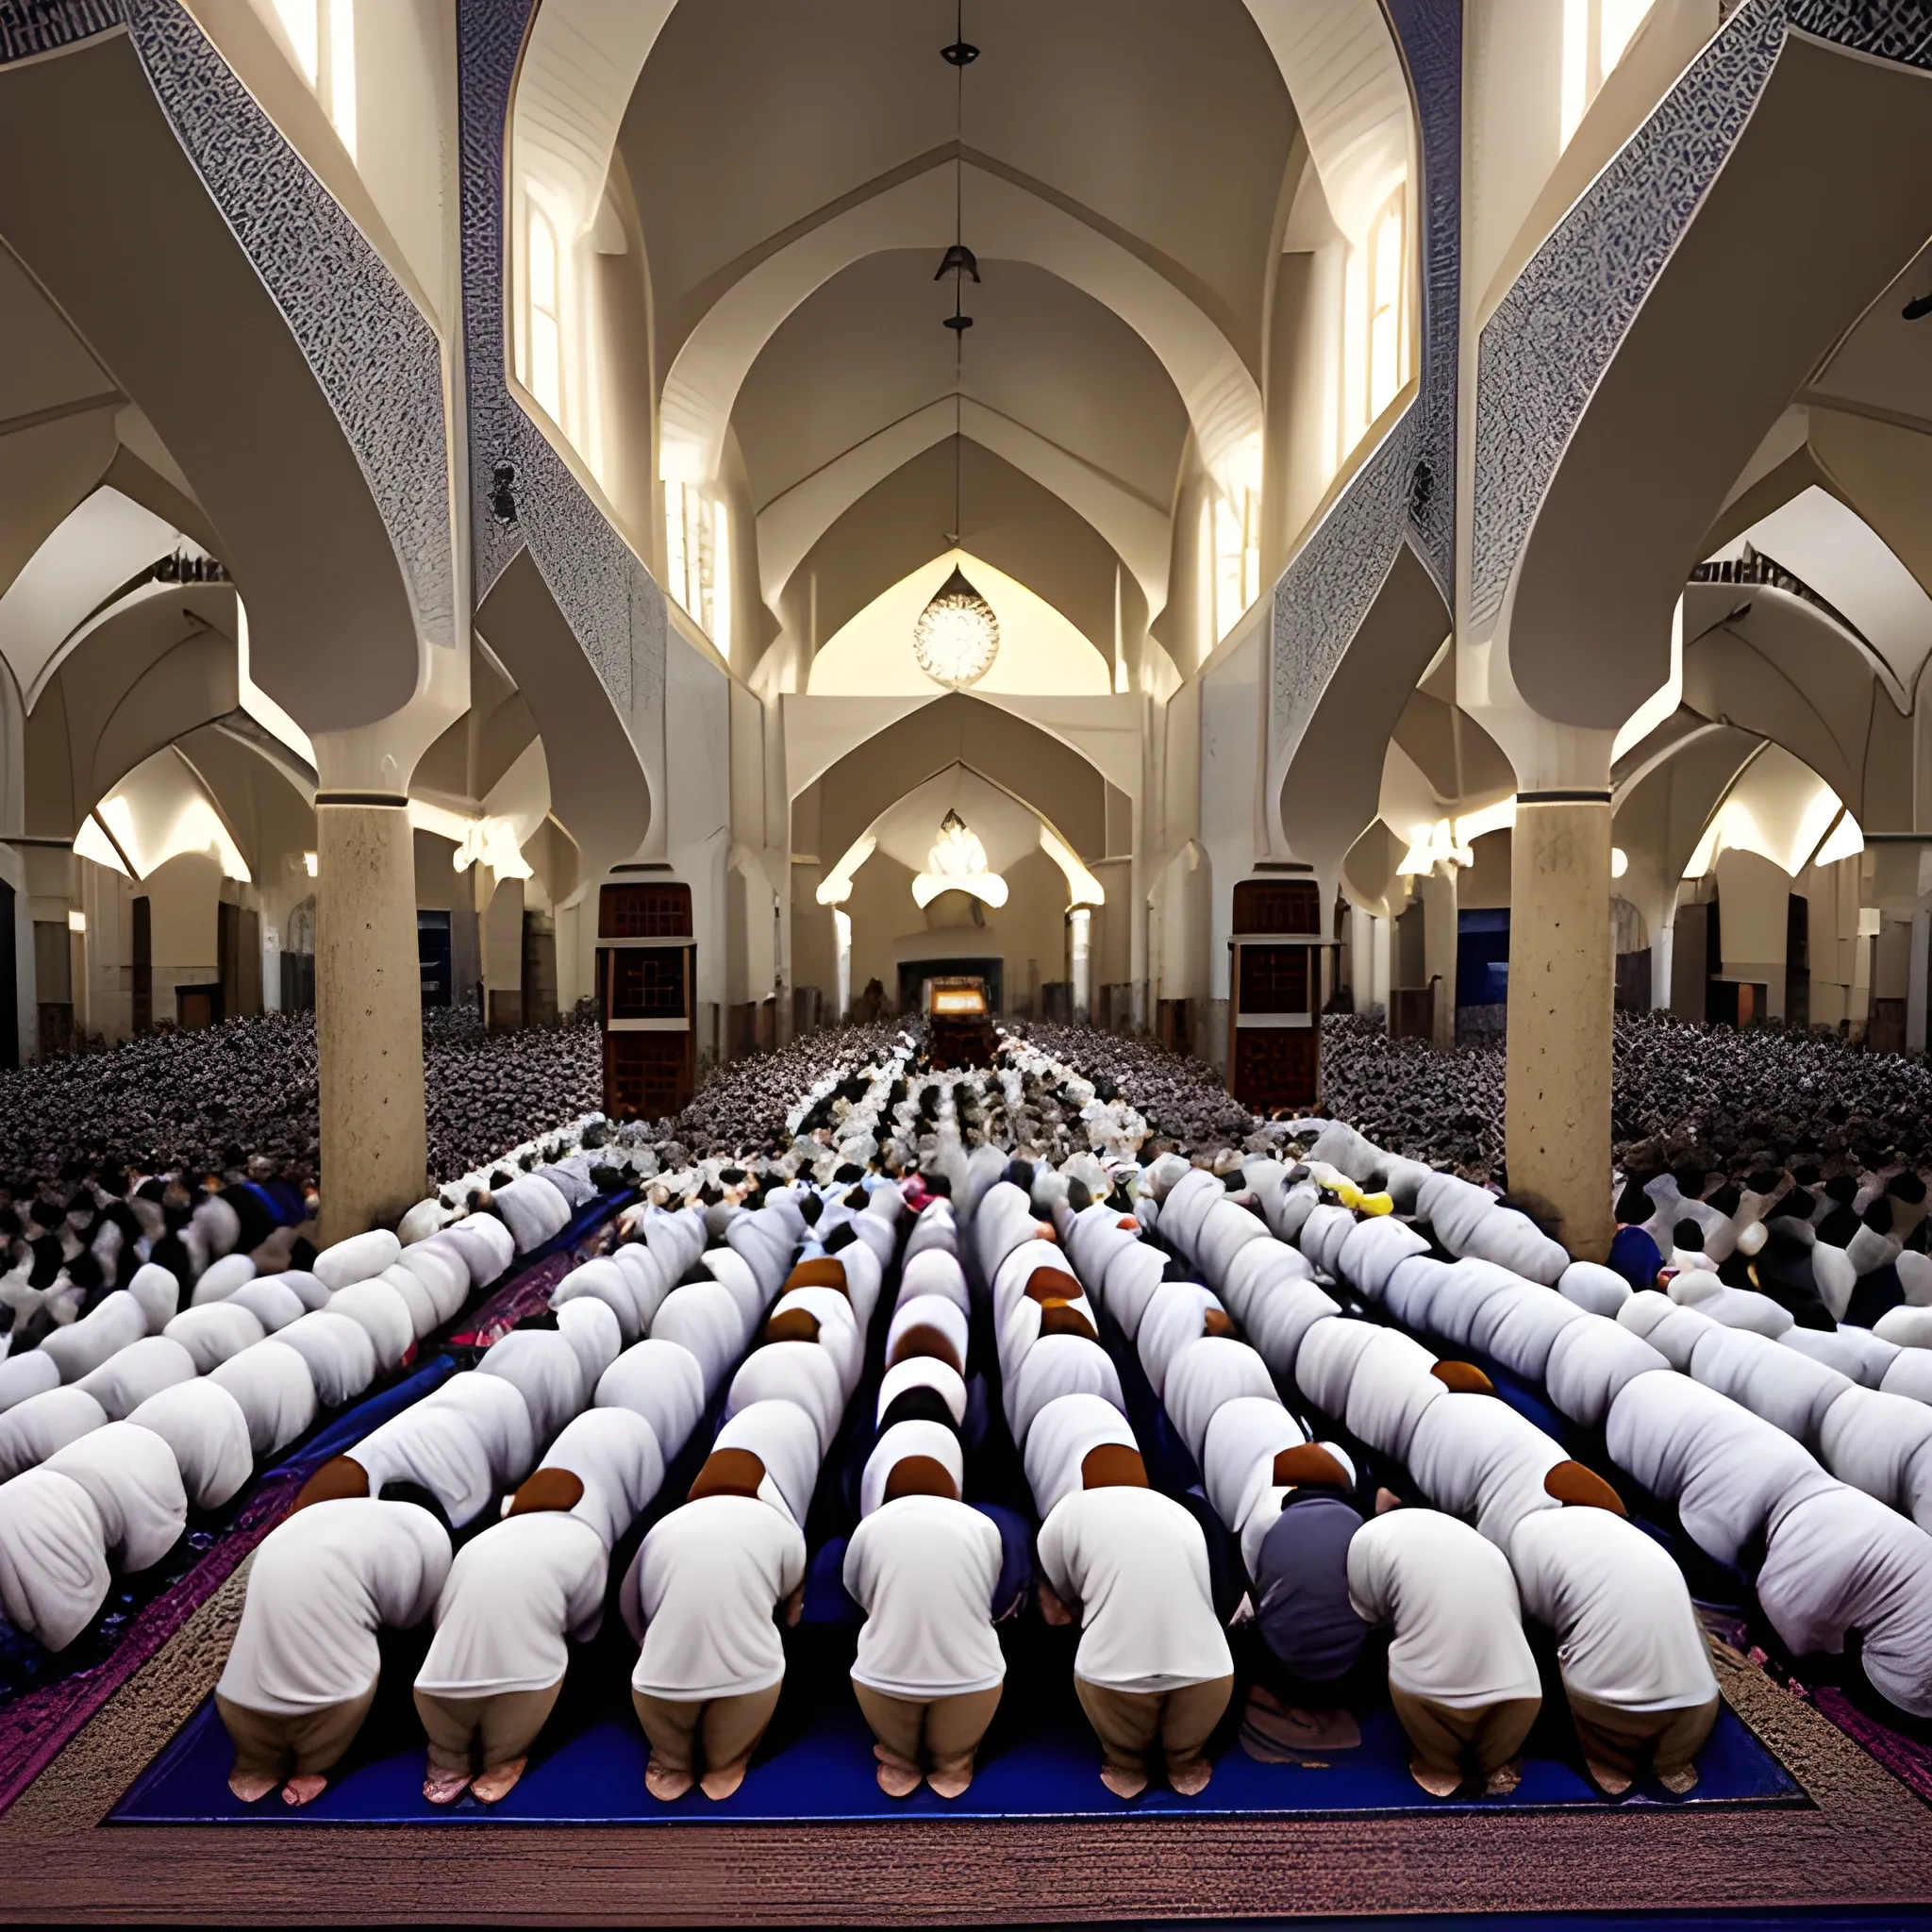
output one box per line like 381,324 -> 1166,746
1506,794 -> 1613,1260
316,797 -> 425,1243
1414,865 -> 1458,1048
1069,906 -> 1092,1021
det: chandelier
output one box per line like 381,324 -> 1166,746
914,564 -> 999,687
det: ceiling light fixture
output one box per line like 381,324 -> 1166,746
914,2 -> 999,689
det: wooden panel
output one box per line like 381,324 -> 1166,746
604,945 -> 690,1022
604,1028 -> 694,1121
1231,1024 -> 1320,1113
1231,877 -> 1321,937
1237,942 -> 1311,1016
599,881 -> 691,940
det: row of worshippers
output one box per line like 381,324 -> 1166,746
1152,1135 -> 1932,1724
1126,1162 -> 1722,1795
212,1178 -> 920,1806
0,1216 -> 531,1652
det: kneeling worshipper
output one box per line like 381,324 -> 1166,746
843,1424 -> 1004,1798
623,1444 -> 808,1802
1035,1442 -> 1234,1800
410,1445 -> 637,1804
1507,1461 -> 1720,1794
1346,1504 -> 1542,1796
214,1490 -> 452,1805
1244,1443 -> 1374,1706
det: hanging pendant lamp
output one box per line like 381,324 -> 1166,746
915,0 -> 998,690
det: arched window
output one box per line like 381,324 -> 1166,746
525,204 -> 563,424
1212,486 -> 1258,643
1366,191 -> 1407,423
269,0 -> 356,158
663,484 -> 726,648
1561,0 -> 1656,146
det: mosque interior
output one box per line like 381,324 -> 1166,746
5,1 -> 1932,1924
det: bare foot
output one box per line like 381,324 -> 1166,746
472,1757 -> 527,1804
1167,1757 -> 1213,1797
1409,1758 -> 1463,1798
228,1772 -> 277,1804
874,1760 -> 922,1798
1657,1762 -> 1700,1795
423,1769 -> 472,1806
1099,1762 -> 1148,1800
1484,1758 -> 1523,1797
700,1764 -> 746,1801
644,1762 -> 693,1803
281,1774 -> 328,1807
926,1769 -> 972,1799
1584,1757 -> 1631,1797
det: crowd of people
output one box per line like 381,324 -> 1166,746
7,1010 -> 1932,1816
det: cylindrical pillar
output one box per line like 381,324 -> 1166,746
317,798 -> 425,1243
1651,912 -> 1674,1010
1068,906 -> 1092,1021
1414,866 -> 1458,1049
833,908 -> 852,1022
1506,796 -> 1613,1260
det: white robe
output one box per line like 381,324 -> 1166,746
42,1421 -> 186,1569
0,1467 -> 109,1649
860,1419 -> 965,1519
41,1291 -> 148,1382
479,1330 -> 589,1446
1543,1316 -> 1668,1429
421,1371 -> 539,1491
1023,1391 -> 1140,1520
325,1279 -> 414,1374
1780,1324 -> 1900,1389
163,1302 -> 268,1374
0,1348 -> 60,1417
875,1355 -> 968,1430
209,1341 -> 320,1457
714,1398 -> 824,1528
415,1510 -> 607,1700
1006,1334 -> 1126,1447
1483,1288 -> 1589,1382
273,1311 -> 377,1409
1292,1316 -> 1385,1420
899,1247 -> 971,1316
1342,1328 -> 1445,1462
436,1215 -> 515,1291
536,1406 -> 664,1548
1138,1282 -> 1227,1402
313,1229 -> 403,1294
1035,1485 -> 1230,1694
192,1254 -> 258,1307
352,1403 -> 498,1527
1196,1197 -> 1270,1293
595,1339 -> 707,1465
0,1387 -> 108,1482
652,1282 -> 752,1400
1557,1261 -> 1630,1317
1098,1241 -> 1168,1342
1508,1507 -> 1718,1713
1606,1370 -> 1836,1567
1817,1384 -> 1932,1530
557,1297 -> 623,1396
392,1244 -> 470,1327
1243,1283 -> 1342,1382
700,1249 -> 770,1340
1407,1392 -> 1566,1551
726,1342 -> 844,1459
1337,1217 -> 1430,1302
125,1261 -> 180,1334
1346,1507 -> 1541,1708
608,1243 -> 674,1333
492,1177 -> 571,1254
843,1494 -> 1004,1701
885,1294 -> 968,1381
991,1241 -> 1072,1327
997,1289 -> 1098,1380
1164,1337 -> 1277,1464
228,1276 -> 308,1335
1690,1324 -> 1849,1445
1200,1393 -> 1307,1533
1383,1254 -> 1455,1332
128,1378 -> 255,1509
217,1498 -> 450,1714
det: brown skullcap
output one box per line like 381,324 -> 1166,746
1039,1301 -> 1098,1342
786,1257 -> 848,1296
1543,1460 -> 1627,1514
884,1453 -> 958,1504
690,1447 -> 766,1502
889,1322 -> 964,1374
507,1467 -> 587,1517
1080,1442 -> 1149,1491
1273,1442 -> 1350,1490
292,1454 -> 371,1512
1202,1307 -> 1238,1341
1430,1360 -> 1495,1395
1024,1265 -> 1081,1306
764,1306 -> 821,1346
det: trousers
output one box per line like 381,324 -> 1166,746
1389,1686 -> 1541,1780
1073,1674 -> 1234,1774
217,1683 -> 378,1781
413,1681 -> 563,1774
1566,1688 -> 1719,1780
631,1683 -> 783,1780
852,1681 -> 1003,1778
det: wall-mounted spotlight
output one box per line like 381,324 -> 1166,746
1903,291 -> 1932,322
